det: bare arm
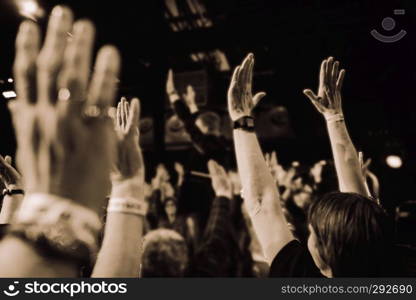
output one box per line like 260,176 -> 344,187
304,57 -> 369,196
228,54 -> 293,264
0,6 -> 120,277
0,155 -> 23,224
93,98 -> 145,278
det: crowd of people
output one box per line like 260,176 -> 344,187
0,6 -> 415,278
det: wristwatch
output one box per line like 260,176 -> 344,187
233,116 -> 255,132
2,188 -> 24,197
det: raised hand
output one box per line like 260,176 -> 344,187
174,162 -> 185,187
227,53 -> 266,121
310,160 -> 327,184
112,97 -> 142,180
166,69 -> 179,102
151,164 -> 170,191
207,160 -> 232,199
0,155 -> 21,189
358,152 -> 372,178
182,85 -> 198,113
303,57 -> 345,118
10,6 -> 120,213
228,170 -> 242,196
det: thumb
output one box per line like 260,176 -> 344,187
303,89 -> 319,102
253,92 -> 266,107
5,156 -> 12,165
207,160 -> 216,177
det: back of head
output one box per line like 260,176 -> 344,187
196,111 -> 221,135
141,229 -> 188,277
308,192 -> 395,277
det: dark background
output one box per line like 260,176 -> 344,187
0,0 -> 415,209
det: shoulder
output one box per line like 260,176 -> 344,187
269,240 -> 323,277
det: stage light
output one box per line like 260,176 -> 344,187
2,91 -> 17,99
386,155 -> 402,169
8,78 -> 13,83
16,0 -> 44,20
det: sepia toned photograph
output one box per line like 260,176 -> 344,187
0,1 -> 415,297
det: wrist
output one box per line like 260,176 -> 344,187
111,179 -> 143,200
324,113 -> 344,123
233,116 -> 255,132
168,91 -> 180,103
6,183 -> 23,190
189,103 -> 198,114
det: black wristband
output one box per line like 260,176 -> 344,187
2,188 -> 24,197
233,116 -> 255,132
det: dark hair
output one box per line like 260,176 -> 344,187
196,111 -> 221,134
314,160 -> 338,198
141,229 -> 188,277
308,192 -> 395,277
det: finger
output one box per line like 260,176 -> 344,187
13,21 -> 40,104
37,6 -> 74,104
325,57 -> 334,87
87,45 -> 121,108
116,100 -> 122,127
271,151 -> 278,165
247,55 -> 254,88
207,160 -> 216,176
253,92 -> 266,107
303,89 -> 324,113
168,69 -> 173,83
120,97 -> 126,127
358,151 -> 363,167
331,61 -> 339,90
336,69 -> 346,91
240,54 -> 252,88
122,98 -> 129,126
265,153 -> 270,164
364,158 -> 372,169
5,156 -> 12,166
58,20 -> 95,103
230,66 -> 240,85
216,163 -> 227,177
303,89 -> 318,101
128,98 -> 140,129
319,59 -> 327,89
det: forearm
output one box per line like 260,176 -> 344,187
326,118 -> 369,196
0,194 -> 24,224
92,213 -> 143,278
233,130 -> 280,212
233,129 -> 293,263
93,159 -> 145,278
0,236 -> 78,277
203,196 -> 230,239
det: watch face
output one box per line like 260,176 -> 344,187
246,118 -> 254,127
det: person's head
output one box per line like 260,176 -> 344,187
164,198 -> 177,217
307,192 -> 393,277
195,111 -> 221,136
141,229 -> 188,277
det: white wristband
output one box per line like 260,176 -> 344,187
107,197 -> 148,217
325,114 -> 344,123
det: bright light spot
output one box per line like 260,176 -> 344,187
7,78 -> 13,83
2,91 -> 17,99
386,155 -> 402,169
16,0 -> 44,20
